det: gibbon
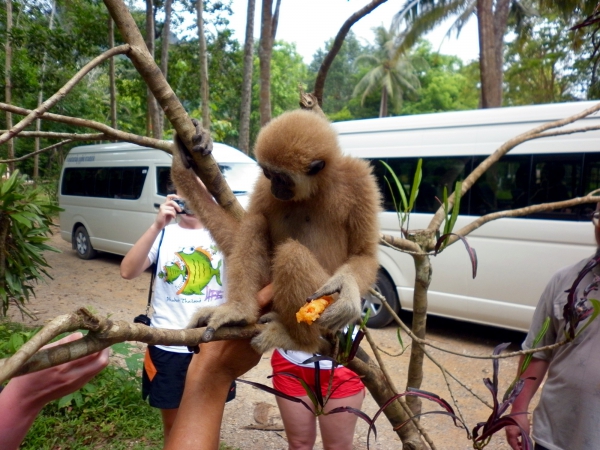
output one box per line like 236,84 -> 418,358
171,110 -> 381,353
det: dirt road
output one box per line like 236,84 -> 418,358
9,228 -> 535,449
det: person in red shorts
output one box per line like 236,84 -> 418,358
271,346 -> 365,449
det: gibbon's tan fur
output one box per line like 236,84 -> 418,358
171,110 -> 382,353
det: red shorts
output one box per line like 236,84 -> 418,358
270,349 -> 365,399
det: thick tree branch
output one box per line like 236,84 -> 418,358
0,308 -> 263,383
0,45 -> 131,146
103,0 -> 244,220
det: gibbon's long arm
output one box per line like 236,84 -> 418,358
171,130 -> 241,257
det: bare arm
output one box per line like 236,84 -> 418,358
165,286 -> 273,450
505,356 -> 550,450
120,195 -> 180,279
0,333 -> 109,450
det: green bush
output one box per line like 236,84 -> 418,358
0,164 -> 61,315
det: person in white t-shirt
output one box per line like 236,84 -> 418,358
121,189 -> 232,443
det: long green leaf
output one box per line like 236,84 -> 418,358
380,160 -> 408,212
407,158 -> 422,211
574,299 -> 600,338
447,180 -> 463,233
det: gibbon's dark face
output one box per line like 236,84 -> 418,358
261,159 -> 326,202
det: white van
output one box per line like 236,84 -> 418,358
333,101 -> 600,330
59,142 -> 259,259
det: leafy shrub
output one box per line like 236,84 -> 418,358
0,164 -> 61,315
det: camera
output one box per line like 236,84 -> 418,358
173,198 -> 191,215
133,314 -> 151,326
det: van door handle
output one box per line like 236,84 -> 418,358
154,203 -> 161,208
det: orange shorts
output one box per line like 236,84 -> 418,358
270,349 -> 365,399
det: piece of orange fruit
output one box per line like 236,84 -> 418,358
296,295 -> 334,325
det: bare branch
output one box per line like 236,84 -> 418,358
380,234 -> 422,253
0,102 -> 173,152
427,101 -> 600,232
0,45 -> 131,146
0,139 -> 75,163
448,193 -> 600,246
313,0 -> 389,106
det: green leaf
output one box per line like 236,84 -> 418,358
447,180 -> 462,233
407,158 -> 422,212
58,393 -> 74,408
380,160 -> 408,212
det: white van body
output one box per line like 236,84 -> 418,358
59,142 -> 260,258
333,101 -> 600,331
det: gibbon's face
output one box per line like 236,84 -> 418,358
260,160 -> 326,201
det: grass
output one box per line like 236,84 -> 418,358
1,321 -> 164,449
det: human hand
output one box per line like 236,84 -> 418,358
0,333 -> 109,450
155,194 -> 183,228
6,332 -> 110,408
505,411 -> 530,450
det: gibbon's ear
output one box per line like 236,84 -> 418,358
307,160 -> 325,176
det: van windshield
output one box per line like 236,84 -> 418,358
219,163 -> 260,194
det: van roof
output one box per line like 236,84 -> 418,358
68,142 -> 256,164
332,101 -> 600,158
332,101 -> 600,134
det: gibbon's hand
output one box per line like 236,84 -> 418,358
308,271 -> 362,330
174,118 -> 213,171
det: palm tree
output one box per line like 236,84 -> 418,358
353,26 -> 425,117
392,0 -> 597,108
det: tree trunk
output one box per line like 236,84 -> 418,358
197,0 -> 210,130
258,0 -> 281,126
405,253 -> 432,416
109,16 -> 118,129
145,0 -> 162,139
238,0 -> 255,154
159,0 -> 172,132
4,0 -> 14,175
379,88 -> 388,117
476,0 -> 510,108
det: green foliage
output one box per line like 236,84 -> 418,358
401,41 -> 479,114
503,15 -> 595,105
0,165 -> 60,315
380,159 -> 422,230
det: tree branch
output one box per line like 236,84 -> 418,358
313,0 -> 389,106
103,0 -> 244,220
0,45 -> 131,146
0,102 -> 173,152
427,101 -> 600,232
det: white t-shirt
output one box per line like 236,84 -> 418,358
148,224 -> 226,353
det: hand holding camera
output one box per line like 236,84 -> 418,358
173,198 -> 192,215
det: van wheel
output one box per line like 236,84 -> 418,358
74,226 -> 97,260
362,271 -> 398,328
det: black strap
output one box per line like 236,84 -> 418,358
145,228 -> 165,316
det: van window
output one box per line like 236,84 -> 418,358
62,167 -> 148,199
369,153 -> 595,220
156,166 -> 172,196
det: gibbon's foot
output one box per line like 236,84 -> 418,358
251,320 -> 319,354
190,118 -> 213,156
256,311 -> 279,324
199,303 -> 257,342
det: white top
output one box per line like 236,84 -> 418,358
148,224 -> 226,353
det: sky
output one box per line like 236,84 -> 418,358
223,0 -> 480,64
